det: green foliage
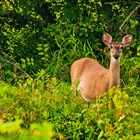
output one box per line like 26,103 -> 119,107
94,88 -> 140,139
1,0 -> 139,82
0,75 -> 139,139
0,119 -> 60,140
0,0 -> 140,139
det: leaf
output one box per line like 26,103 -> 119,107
21,58 -> 26,63
98,119 -> 105,130
0,120 -> 22,134
37,47 -> 43,51
118,114 -> 126,122
98,130 -> 104,139
38,52 -> 44,55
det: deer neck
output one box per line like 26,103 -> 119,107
108,57 -> 120,88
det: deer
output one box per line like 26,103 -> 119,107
70,33 -> 132,103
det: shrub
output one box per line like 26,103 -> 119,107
0,74 -> 139,139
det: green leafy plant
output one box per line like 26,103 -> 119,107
0,0 -> 140,139
0,75 -> 139,139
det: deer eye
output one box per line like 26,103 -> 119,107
110,45 -> 113,49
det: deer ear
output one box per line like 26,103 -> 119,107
102,33 -> 112,46
122,35 -> 132,47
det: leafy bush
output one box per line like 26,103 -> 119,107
0,73 -> 139,139
0,120 -> 62,140
1,0 -> 139,83
0,0 -> 140,139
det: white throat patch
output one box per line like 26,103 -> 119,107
112,56 -> 120,63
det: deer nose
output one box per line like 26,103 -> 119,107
113,54 -> 119,60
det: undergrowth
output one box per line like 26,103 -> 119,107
0,0 -> 140,139
0,71 -> 140,140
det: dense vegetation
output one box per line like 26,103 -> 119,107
0,0 -> 140,139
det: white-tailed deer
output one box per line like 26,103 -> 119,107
70,33 -> 132,103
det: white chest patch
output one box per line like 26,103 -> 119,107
112,57 -> 120,63
77,82 -> 95,103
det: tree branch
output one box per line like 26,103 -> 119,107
119,3 -> 140,31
